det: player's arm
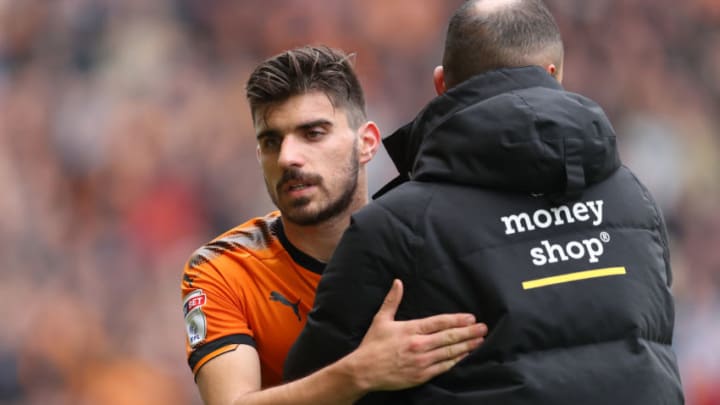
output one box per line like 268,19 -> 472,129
196,280 -> 486,405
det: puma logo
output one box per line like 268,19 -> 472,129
269,291 -> 301,321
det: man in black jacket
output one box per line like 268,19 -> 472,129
285,0 -> 684,403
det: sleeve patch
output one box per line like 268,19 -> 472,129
183,289 -> 208,348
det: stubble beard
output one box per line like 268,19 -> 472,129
268,148 -> 360,227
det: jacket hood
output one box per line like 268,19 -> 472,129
377,66 -> 621,200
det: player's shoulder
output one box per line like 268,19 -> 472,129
184,211 -> 283,273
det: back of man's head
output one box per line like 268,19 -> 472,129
442,0 -> 563,88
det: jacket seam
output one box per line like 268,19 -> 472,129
506,335 -> 675,361
374,195 -> 426,280
624,167 -> 672,286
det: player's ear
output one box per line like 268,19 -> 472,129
433,65 -> 447,95
357,121 -> 381,164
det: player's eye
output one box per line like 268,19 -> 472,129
306,128 -> 326,140
259,136 -> 281,152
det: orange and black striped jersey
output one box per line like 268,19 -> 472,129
181,211 -> 323,387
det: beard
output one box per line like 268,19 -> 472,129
267,147 -> 360,226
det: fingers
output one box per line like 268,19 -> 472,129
412,312 -> 478,335
427,336 -> 484,365
408,337 -> 483,384
417,335 -> 483,371
408,322 -> 487,354
420,351 -> 473,381
375,279 -> 403,321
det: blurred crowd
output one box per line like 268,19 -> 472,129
0,0 -> 718,404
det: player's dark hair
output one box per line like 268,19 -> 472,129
246,45 -> 367,129
443,0 -> 563,87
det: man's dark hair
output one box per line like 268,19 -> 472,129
443,0 -> 564,87
246,45 -> 367,129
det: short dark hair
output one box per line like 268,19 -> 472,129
246,45 -> 367,129
443,0 -> 563,87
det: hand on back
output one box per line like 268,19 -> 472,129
347,279 -> 488,392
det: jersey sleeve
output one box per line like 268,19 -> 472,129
181,251 -> 256,376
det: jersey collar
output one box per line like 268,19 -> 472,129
272,218 -> 325,275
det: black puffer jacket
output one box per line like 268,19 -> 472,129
285,66 -> 684,404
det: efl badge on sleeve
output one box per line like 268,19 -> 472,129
183,289 -> 207,348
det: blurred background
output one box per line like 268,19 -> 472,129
0,0 -> 718,404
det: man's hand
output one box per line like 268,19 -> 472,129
346,279 -> 487,393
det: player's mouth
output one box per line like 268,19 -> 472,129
278,170 -> 322,198
288,183 -> 310,191
281,180 -> 318,198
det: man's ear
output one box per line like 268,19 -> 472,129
357,121 -> 381,164
433,65 -> 447,95
546,63 -> 563,83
